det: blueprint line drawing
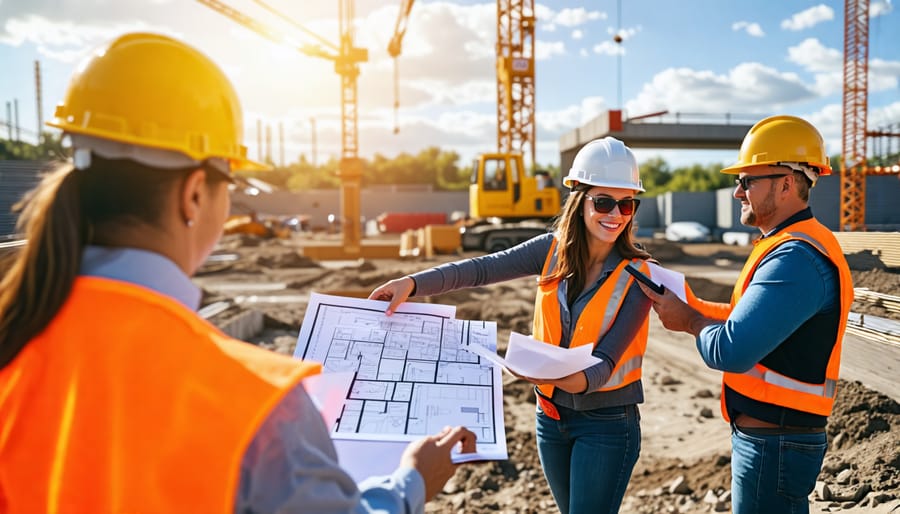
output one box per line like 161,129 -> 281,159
294,292 -> 508,461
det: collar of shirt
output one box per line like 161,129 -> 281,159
761,206 -> 813,239
80,245 -> 202,311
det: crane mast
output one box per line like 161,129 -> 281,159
841,0 -> 869,231
197,0 -> 368,254
496,0 -> 536,168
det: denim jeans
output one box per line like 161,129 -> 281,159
535,403 -> 641,514
731,425 -> 827,514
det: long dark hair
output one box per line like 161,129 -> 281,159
0,155 -> 219,368
541,187 -> 651,305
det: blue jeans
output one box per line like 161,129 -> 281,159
535,403 -> 641,514
731,425 -> 827,514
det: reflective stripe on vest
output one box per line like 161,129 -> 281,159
603,354 -> 643,390
533,238 -> 649,400
0,277 -> 320,513
743,364 -> 838,398
721,218 -> 853,420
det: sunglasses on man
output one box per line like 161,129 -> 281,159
584,193 -> 640,215
734,173 -> 790,191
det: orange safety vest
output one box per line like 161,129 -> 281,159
719,218 -> 853,421
532,238 -> 650,418
0,277 -> 321,514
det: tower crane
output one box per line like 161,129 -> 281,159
496,0 -> 536,167
386,0 -> 536,162
197,0 -> 369,255
388,0 -> 415,135
841,0 -> 869,231
841,0 -> 900,231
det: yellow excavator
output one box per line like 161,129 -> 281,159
460,153 -> 560,252
391,0 -> 560,255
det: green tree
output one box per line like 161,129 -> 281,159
0,132 -> 67,160
666,163 -> 731,192
639,157 -> 674,196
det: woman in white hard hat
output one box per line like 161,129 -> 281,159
0,32 -> 475,513
370,136 -> 653,513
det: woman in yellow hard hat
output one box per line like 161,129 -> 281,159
0,32 -> 474,513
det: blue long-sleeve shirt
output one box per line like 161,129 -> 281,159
410,233 -> 652,410
81,246 -> 426,514
694,208 -> 840,426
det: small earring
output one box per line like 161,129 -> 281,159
186,219 -> 195,228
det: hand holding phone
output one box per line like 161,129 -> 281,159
624,262 -> 665,295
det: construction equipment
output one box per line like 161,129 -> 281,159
841,0 -> 900,231
388,0 -> 556,255
496,0 -> 536,166
198,0 -> 395,258
458,0 -> 559,253
388,0 -> 415,135
459,152 -> 559,252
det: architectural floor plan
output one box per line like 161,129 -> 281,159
294,292 -> 508,462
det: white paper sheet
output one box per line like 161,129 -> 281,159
302,371 -> 355,430
293,292 -> 507,475
647,262 -> 688,302
466,331 -> 603,380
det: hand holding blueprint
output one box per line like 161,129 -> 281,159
467,331 -> 603,380
293,292 -> 508,480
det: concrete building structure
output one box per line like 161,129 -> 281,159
558,110 -> 754,178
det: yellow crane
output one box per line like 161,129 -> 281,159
496,0 -> 536,167
388,0 -> 415,135
388,0 -> 557,255
197,0 -> 377,257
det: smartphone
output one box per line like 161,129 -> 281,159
624,263 -> 665,294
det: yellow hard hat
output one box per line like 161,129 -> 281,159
721,115 -> 831,176
47,32 -> 266,171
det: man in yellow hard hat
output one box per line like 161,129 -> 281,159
635,115 -> 854,514
0,32 -> 475,513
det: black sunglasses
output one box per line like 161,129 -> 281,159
584,193 -> 640,215
735,174 -> 789,191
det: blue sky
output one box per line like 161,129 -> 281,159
1,0 -> 898,170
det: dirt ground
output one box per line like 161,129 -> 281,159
197,235 -> 900,513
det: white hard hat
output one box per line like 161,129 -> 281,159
563,137 -> 644,192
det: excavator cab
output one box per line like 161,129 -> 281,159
470,153 -> 560,220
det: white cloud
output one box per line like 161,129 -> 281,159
537,95 -> 608,134
869,100 -> 900,128
608,26 -> 639,41
593,40 -> 624,56
804,103 -> 844,155
553,7 -> 605,27
571,29 -> 583,40
537,5 -> 606,32
787,38 -> 842,73
786,38 -> 900,96
781,4 -> 834,31
731,21 -> 765,37
626,63 -> 815,115
536,40 -> 565,60
870,0 -> 894,17
869,57 -> 900,92
583,25 -> 638,57
0,15 -> 168,62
